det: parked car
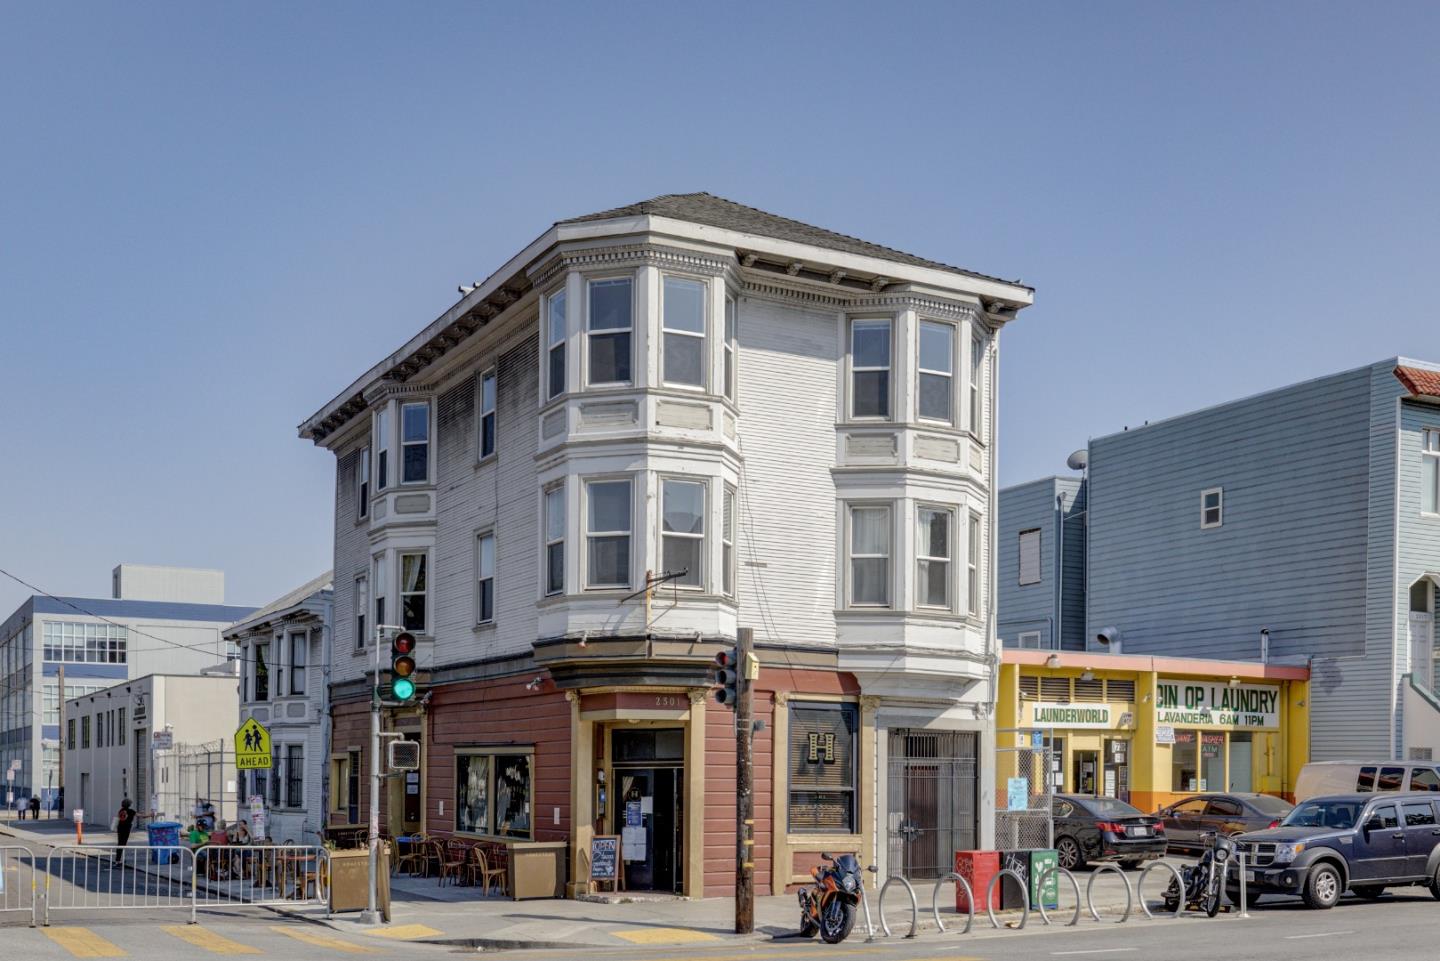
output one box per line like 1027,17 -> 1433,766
1232,792 -> 1440,909
1295,761 -> 1440,800
1052,794 -> 1167,871
1156,792 -> 1295,852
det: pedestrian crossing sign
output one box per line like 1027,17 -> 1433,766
234,718 -> 272,769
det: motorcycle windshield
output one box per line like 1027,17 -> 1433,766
833,854 -> 860,874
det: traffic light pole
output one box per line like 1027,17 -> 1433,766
360,623 -> 383,926
735,626 -> 754,934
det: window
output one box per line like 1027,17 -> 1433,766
354,575 -> 368,654
1017,631 -> 1043,649
850,319 -> 891,419
916,507 -> 952,608
918,320 -> 955,423
1201,487 -> 1223,528
968,513 -> 982,616
286,744 -> 304,808
585,479 -> 632,589
374,555 -> 388,635
723,485 -> 737,597
400,552 -> 428,632
662,276 -> 706,388
969,334 -> 984,437
544,487 -> 565,596
479,370 -> 497,459
661,479 -> 705,588
400,402 -> 429,483
67,718 -> 75,750
118,707 -> 125,746
269,746 -> 282,807
1172,797 -> 1209,816
1171,730 -> 1198,791
547,289 -> 567,400
1403,801 -> 1436,826
587,278 -> 633,385
288,632 -> 307,696
376,408 -> 390,491
788,702 -> 858,833
1207,798 -> 1243,817
1018,528 -> 1042,586
723,295 -> 737,401
1358,766 -> 1377,792
254,643 -> 269,702
81,715 -> 90,749
1424,429 -> 1440,515
455,750 -> 533,838
1378,765 -> 1405,791
476,532 -> 496,624
1372,803 -> 1400,830
357,446 -> 370,519
329,755 -> 351,816
848,504 -> 891,607
1411,767 -> 1440,791
42,622 -> 128,664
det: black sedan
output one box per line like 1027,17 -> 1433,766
1052,794 -> 1168,870
1155,792 -> 1294,853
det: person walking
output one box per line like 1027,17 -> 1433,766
29,795 -> 40,820
113,799 -> 139,864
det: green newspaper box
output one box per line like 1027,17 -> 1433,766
1029,849 -> 1059,909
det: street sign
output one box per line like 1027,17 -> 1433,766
4,769 -> 12,783
234,718 -> 272,769
72,809 -> 84,823
151,730 -> 173,751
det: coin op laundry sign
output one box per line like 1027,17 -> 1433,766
1156,679 -> 1280,729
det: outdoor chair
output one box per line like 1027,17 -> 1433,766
476,842 -> 508,897
394,833 -> 428,876
438,839 -> 468,887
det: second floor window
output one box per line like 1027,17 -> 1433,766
662,479 -> 705,587
288,632 -> 307,696
81,715 -> 90,749
544,487 -> 565,596
254,643 -> 270,701
547,289 -> 567,400
851,319 -> 891,419
968,513 -> 982,616
662,277 -> 706,388
354,575 -> 368,653
357,446 -> 370,519
848,504 -> 891,607
400,552 -> 428,632
969,335 -> 984,438
917,507 -> 952,609
918,321 -> 955,424
588,278 -> 633,386
723,485 -> 737,597
476,532 -> 496,623
1424,428 -> 1439,515
1201,487 -> 1224,528
479,370 -> 497,459
374,554 -> 388,633
401,402 -> 429,483
586,479 -> 632,589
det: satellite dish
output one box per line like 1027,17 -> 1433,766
1066,449 -> 1088,471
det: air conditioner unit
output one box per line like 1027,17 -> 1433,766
386,740 -> 420,772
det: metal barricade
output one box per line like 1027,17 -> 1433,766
875,875 -> 919,938
43,845 -> 196,926
0,846 -> 38,927
1085,863 -> 1132,923
1137,860 -> 1185,919
1035,866 -> 1081,927
192,845 -> 329,913
929,871 -> 975,935
985,868 -> 1029,930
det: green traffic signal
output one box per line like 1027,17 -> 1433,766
392,676 -> 416,701
391,630 -> 418,702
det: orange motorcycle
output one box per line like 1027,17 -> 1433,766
798,852 -> 864,943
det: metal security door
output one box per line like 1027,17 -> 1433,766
888,731 -> 978,879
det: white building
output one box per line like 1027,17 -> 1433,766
226,572 -> 333,844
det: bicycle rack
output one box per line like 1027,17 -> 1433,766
1034,866 -> 1082,927
985,868 -> 1030,930
1085,863 -> 1133,923
929,871 -> 976,935
1137,861 -> 1186,919
874,875 -> 919,938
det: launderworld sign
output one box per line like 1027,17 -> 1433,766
1155,678 -> 1280,729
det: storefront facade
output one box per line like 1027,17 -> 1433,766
998,651 -> 1309,813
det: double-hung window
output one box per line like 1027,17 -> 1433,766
254,643 -> 270,701
586,479 -> 632,589
479,370 -> 497,459
662,479 -> 705,588
373,555 -> 388,639
401,402 -> 429,483
544,487 -> 565,596
476,531 -> 496,623
918,321 -> 955,424
1424,429 -> 1440,515
400,552 -> 428,632
547,289 -> 567,400
723,485 -> 737,597
848,504 -> 892,607
289,632 -> 307,696
1201,487 -> 1224,528
662,277 -> 706,388
587,278 -> 633,386
723,296 -> 738,401
917,507 -> 953,609
851,319 -> 891,419
376,409 -> 390,491
357,446 -> 370,519
969,334 -> 984,438
354,575 -> 368,653
286,744 -> 304,808
967,513 -> 982,616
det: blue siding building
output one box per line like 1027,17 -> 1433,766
998,477 -> 1086,651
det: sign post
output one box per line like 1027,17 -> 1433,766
735,627 -> 755,935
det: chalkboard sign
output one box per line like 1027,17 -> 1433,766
590,835 -> 621,890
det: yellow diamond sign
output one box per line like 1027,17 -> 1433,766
234,718 -> 271,770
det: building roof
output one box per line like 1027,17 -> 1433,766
561,192 -> 1027,289
225,571 -> 332,637
1395,364 -> 1440,399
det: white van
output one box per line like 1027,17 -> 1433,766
1295,760 -> 1440,800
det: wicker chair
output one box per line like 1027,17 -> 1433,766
476,843 -> 508,897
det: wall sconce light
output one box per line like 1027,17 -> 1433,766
1045,654 -> 1062,669
525,676 -> 544,691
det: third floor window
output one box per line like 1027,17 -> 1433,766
547,289 -> 567,400
918,320 -> 955,424
401,402 -> 429,483
851,319 -> 891,419
588,278 -> 633,386
662,277 -> 706,389
1424,428 -> 1439,515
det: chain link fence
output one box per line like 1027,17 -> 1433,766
153,741 -> 238,826
994,730 -> 1055,850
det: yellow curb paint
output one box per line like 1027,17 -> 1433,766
611,928 -> 724,945
363,924 -> 443,940
42,928 -> 128,958
269,925 -> 377,953
160,926 -> 262,955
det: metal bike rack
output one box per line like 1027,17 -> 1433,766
859,878 -> 877,940
985,868 -> 1030,930
1085,863 -> 1133,923
875,875 -> 919,938
1034,866 -> 1081,927
929,871 -> 975,935
1137,861 -> 1185,919
1226,852 -> 1251,918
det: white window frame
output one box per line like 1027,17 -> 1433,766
1017,631 -> 1044,650
478,368 -> 497,461
476,530 -> 496,624
723,295 -> 738,402
284,743 -> 305,810
373,553 -> 389,637
584,477 -> 634,590
846,502 -> 893,608
916,505 -> 954,610
969,334 -> 984,439
1201,487 -> 1224,529
357,445 -> 370,520
660,477 -> 706,589
287,630 -> 307,696
398,551 -> 429,633
1018,528 -> 1042,586
375,409 -> 389,491
543,485 -> 565,597
399,400 -> 430,485
723,484 -> 737,597
1423,429 -> 1440,516
849,318 -> 892,421
354,574 -> 368,654
661,275 -> 707,390
546,288 -> 567,401
586,276 -> 634,388
967,512 -> 982,616
917,319 -> 956,425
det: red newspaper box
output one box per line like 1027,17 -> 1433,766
953,850 -> 1001,913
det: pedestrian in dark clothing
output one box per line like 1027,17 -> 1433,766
29,796 -> 40,820
113,799 -> 138,864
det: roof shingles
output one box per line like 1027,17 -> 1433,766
1395,365 -> 1440,398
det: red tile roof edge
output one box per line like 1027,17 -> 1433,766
1395,365 -> 1440,398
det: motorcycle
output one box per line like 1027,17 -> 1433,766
798,852 -> 865,943
1162,829 -> 1236,917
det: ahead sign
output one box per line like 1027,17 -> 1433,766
234,718 -> 272,770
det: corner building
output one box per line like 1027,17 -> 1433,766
299,194 -> 1032,895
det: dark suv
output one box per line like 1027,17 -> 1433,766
1233,792 -> 1440,909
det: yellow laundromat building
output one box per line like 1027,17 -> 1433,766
997,650 -> 1310,813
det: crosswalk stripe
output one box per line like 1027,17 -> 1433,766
161,925 -> 262,954
42,927 -> 128,958
269,925 -> 377,953
363,923 -> 444,940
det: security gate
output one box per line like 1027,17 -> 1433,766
995,729 -> 1056,851
887,730 -> 979,879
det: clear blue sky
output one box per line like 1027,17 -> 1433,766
2,1 -> 1437,613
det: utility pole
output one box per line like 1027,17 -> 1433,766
360,623 -> 384,926
57,663 -> 65,820
735,627 -> 755,934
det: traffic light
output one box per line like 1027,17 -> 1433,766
712,647 -> 739,709
391,631 -> 417,702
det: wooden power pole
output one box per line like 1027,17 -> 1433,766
735,627 -> 755,934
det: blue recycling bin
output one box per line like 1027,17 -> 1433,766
146,821 -> 182,863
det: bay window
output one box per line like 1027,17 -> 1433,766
400,552 -> 428,632
917,506 -> 953,609
547,289 -> 567,400
401,402 -> 429,483
969,334 -> 984,438
661,479 -> 705,588
851,319 -> 891,419
724,295 -> 737,401
848,504 -> 891,607
662,276 -> 706,388
254,642 -> 269,702
288,631 -> 307,696
968,512 -> 982,616
544,486 -> 565,596
357,446 -> 370,519
376,409 -> 389,490
723,484 -> 737,597
918,320 -> 955,424
587,278 -> 633,386
586,478 -> 632,589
